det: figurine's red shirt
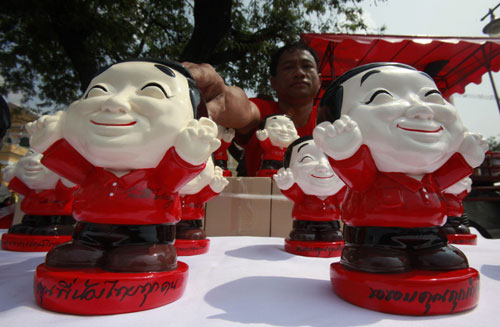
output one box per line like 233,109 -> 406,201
213,139 -> 232,161
236,98 -> 317,176
443,190 -> 469,217
8,177 -> 76,216
259,138 -> 286,162
180,185 -> 219,221
329,145 -> 473,228
41,139 -> 205,225
281,183 -> 346,221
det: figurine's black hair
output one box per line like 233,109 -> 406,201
258,113 -> 293,130
317,62 -> 418,124
0,95 -> 11,140
269,41 -> 320,76
283,135 -> 314,168
87,58 -> 207,119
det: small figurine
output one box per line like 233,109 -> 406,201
26,59 -> 220,315
1,150 -> 77,251
176,158 -> 228,255
213,125 -> 235,176
274,135 -> 346,257
256,114 -> 299,177
314,62 -> 487,315
442,177 -> 477,244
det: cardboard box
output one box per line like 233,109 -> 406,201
204,177 -> 272,236
270,181 -> 293,238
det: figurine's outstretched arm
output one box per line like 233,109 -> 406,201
313,115 -> 363,161
273,167 -> 295,191
255,129 -> 269,141
25,111 -> 65,153
175,117 -> 221,166
209,166 -> 229,193
1,163 -> 16,183
458,132 -> 488,168
444,177 -> 472,195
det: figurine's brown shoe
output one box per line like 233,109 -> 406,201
341,246 -> 411,273
8,223 -> 34,235
176,228 -> 207,240
316,229 -> 343,242
103,243 -> 177,272
32,224 -> 75,236
411,245 -> 469,271
289,229 -> 317,241
45,241 -> 104,268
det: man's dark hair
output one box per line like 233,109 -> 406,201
317,62 -> 417,124
258,113 -> 292,130
87,58 -> 207,119
283,135 -> 314,168
0,95 -> 11,140
270,42 -> 320,76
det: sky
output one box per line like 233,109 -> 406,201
359,0 -> 500,139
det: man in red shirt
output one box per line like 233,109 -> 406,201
184,42 -> 321,176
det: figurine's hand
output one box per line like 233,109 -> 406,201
59,177 -> 77,188
444,177 -> 472,195
313,115 -> 362,161
273,167 -> 295,190
256,129 -> 268,141
25,111 -> 65,153
222,128 -> 235,143
209,166 -> 229,193
175,118 -> 221,166
1,164 -> 16,183
459,132 -> 488,168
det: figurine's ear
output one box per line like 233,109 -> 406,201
317,85 -> 343,124
188,79 -> 208,119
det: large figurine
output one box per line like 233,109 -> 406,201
26,59 -> 220,315
442,177 -> 477,244
256,114 -> 299,177
176,158 -> 228,255
314,62 -> 487,315
1,150 -> 77,251
274,135 -> 346,257
213,125 -> 235,176
0,95 -> 13,228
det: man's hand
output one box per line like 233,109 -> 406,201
25,111 -> 65,153
458,132 -> 488,168
313,115 -> 363,161
209,166 -> 229,193
256,129 -> 269,141
273,167 -> 295,190
175,118 -> 221,166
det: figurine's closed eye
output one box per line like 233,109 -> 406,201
85,85 -> 108,99
364,89 -> 393,105
299,155 -> 314,163
140,82 -> 169,99
424,89 -> 445,104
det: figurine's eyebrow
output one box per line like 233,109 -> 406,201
297,142 -> 309,153
360,70 -> 381,86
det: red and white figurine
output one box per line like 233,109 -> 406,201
274,135 -> 346,257
314,62 -> 487,315
176,158 -> 228,256
26,59 -> 220,315
1,149 -> 77,252
256,114 -> 298,177
213,125 -> 235,176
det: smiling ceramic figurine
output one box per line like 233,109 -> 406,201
442,177 -> 476,244
256,114 -> 299,177
26,59 -> 220,315
1,150 -> 77,251
213,125 -> 235,176
176,157 -> 228,255
314,62 -> 487,315
274,135 -> 346,257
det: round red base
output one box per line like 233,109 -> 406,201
175,238 -> 210,256
447,233 -> 477,245
2,233 -> 72,252
330,262 -> 479,315
33,262 -> 189,315
285,239 -> 344,257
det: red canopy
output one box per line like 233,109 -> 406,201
301,33 -> 500,98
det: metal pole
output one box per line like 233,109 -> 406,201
482,46 -> 500,115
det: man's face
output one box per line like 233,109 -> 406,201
290,140 -> 345,196
340,65 -> 466,174
270,49 -> 321,103
264,115 -> 298,148
63,61 -> 193,170
16,150 -> 59,190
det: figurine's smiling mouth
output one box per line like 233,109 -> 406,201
91,120 -> 137,127
24,167 -> 42,172
312,174 -> 334,179
397,124 -> 443,133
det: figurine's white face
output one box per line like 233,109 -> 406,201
265,115 -> 298,148
63,61 -> 194,170
180,158 -> 214,195
289,140 -> 344,196
340,65 -> 466,174
16,150 -> 59,190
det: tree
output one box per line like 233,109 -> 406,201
487,136 -> 500,152
0,0 -> 380,110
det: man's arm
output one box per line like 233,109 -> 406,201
183,62 -> 260,134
